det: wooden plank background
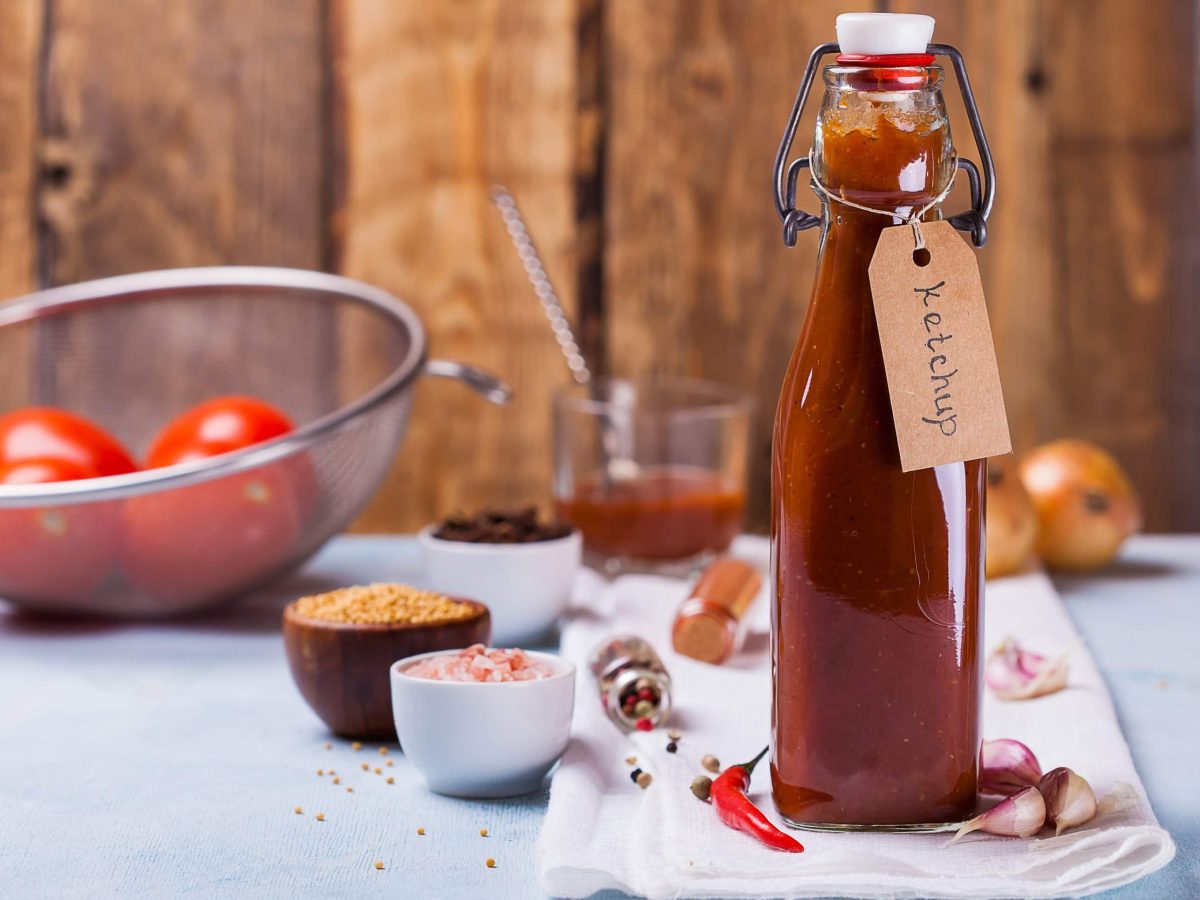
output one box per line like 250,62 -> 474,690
0,0 -> 1195,533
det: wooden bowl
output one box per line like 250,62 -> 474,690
282,597 -> 491,740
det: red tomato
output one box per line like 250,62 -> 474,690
0,408 -> 137,476
122,467 -> 303,606
146,397 -> 295,468
0,458 -> 118,602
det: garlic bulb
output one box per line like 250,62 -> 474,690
1037,767 -> 1097,835
985,637 -> 1069,701
980,738 -> 1043,796
951,786 -> 1046,843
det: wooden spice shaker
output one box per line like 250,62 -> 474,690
671,559 -> 762,665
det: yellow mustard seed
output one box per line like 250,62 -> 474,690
329,769 -> 336,776
378,746 -> 389,756
292,584 -> 475,626
351,742 -> 363,751
386,777 -> 394,785
374,860 -> 384,871
324,742 -> 332,750
486,858 -> 496,869
374,768 -> 382,775
316,769 -> 324,776
294,806 -> 303,815
386,760 -> 394,767
332,777 -> 341,785
346,787 -> 353,793
417,827 -> 425,835
361,763 -> 369,771
480,828 -> 488,837
315,813 -> 326,822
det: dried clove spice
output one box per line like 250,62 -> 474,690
432,507 -> 573,544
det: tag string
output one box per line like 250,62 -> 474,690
809,155 -> 958,251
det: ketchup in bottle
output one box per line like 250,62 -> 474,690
770,13 -> 988,830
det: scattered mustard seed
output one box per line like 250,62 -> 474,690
378,747 -> 389,756
374,860 -> 384,871
351,742 -> 363,751
294,806 -> 303,815
386,760 -> 394,767
361,762 -> 369,771
346,787 -> 354,793
316,769 -> 324,776
324,742 -> 332,750
374,768 -> 382,775
480,828 -> 489,837
329,769 -> 336,776
386,777 -> 394,785
315,813 -> 326,822
486,858 -> 496,869
332,777 -> 341,785
417,827 -> 425,835
701,754 -> 720,774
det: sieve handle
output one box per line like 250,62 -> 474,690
424,359 -> 513,405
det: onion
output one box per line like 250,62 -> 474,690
985,459 -> 1038,578
1018,440 -> 1141,571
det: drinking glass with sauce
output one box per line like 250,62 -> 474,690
553,378 -> 750,574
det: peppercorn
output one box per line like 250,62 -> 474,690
690,776 -> 713,802
625,756 -> 637,765
668,730 -> 682,741
634,699 -> 654,718
636,771 -> 653,789
666,741 -> 678,753
701,754 -> 720,773
635,717 -> 653,732
629,767 -> 643,784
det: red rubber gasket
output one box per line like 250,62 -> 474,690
835,53 -> 935,67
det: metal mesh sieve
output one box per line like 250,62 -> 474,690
0,267 -> 509,616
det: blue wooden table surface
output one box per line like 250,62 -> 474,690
0,535 -> 1195,899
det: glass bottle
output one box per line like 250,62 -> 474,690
589,635 -> 673,731
770,17 -> 988,831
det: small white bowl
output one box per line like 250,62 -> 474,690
418,526 -> 582,644
391,649 -> 575,797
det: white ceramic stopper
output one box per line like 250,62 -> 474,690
835,13 -> 935,56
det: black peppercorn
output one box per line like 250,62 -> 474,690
629,767 -> 643,784
666,741 -> 678,753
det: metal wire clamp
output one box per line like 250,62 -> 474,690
772,42 -> 995,248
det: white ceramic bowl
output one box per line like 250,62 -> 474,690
390,649 -> 575,797
418,526 -> 582,644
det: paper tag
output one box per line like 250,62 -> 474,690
868,220 -> 1011,472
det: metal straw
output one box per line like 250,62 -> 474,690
489,186 -> 591,385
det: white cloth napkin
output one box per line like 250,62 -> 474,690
537,537 -> 1175,899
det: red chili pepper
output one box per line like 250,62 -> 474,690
710,747 -> 804,853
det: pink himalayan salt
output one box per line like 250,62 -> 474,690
406,644 -> 555,683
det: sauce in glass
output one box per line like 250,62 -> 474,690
557,467 -> 743,561
770,63 -> 984,828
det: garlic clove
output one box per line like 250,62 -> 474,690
950,786 -> 1046,843
1037,767 -> 1097,835
985,637 -> 1070,700
980,738 -> 1043,796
